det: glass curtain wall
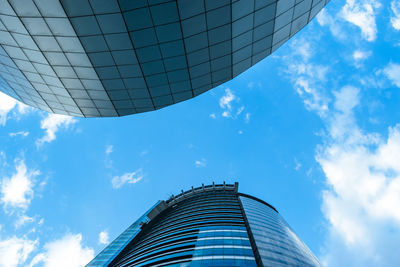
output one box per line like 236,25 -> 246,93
240,195 -> 321,267
110,190 -> 257,266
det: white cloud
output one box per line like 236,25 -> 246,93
282,9 -> 400,264
340,0 -> 381,42
105,145 -> 113,155
36,114 -> 77,147
328,86 -> 362,142
218,88 -> 247,119
284,39 -> 330,116
105,145 -> 114,168
0,151 -> 6,167
30,233 -> 94,267
352,50 -> 372,67
195,158 -> 207,168
390,1 -> 400,30
383,62 -> 400,87
209,113 -> 216,119
219,88 -> 236,118
0,236 -> 37,267
317,9 -> 346,40
290,70 -> 329,116
98,231 -> 109,245
296,78 -> 329,114
0,92 -> 30,126
9,131 -> 29,138
219,88 -> 235,110
1,160 -> 40,211
247,81 -> 262,90
294,41 -> 312,61
236,106 -> 244,116
15,214 -> 35,228
294,158 -> 302,171
0,92 -> 17,126
111,169 -> 144,189
245,113 -> 251,123
353,50 -> 371,61
318,86 -> 400,266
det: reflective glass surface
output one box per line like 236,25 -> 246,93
240,195 -> 321,267
89,184 -> 322,266
109,190 -> 257,266
0,0 -> 329,117
86,201 -> 165,267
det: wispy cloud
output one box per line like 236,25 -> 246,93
0,160 -> 40,211
9,131 -> 29,138
317,9 -> 347,41
98,231 -> 109,245
390,1 -> 400,30
317,0 -> 381,42
0,92 -> 30,126
29,233 -> 94,267
294,158 -> 302,171
219,88 -> 236,118
105,145 -> 114,169
247,81 -> 262,90
317,86 -> 400,266
245,113 -> 251,123
284,39 -> 330,116
14,214 -> 35,228
36,114 -> 77,147
281,9 -> 400,263
236,106 -> 244,116
0,151 -> 6,167
383,62 -> 400,87
0,236 -> 37,267
217,88 -> 247,119
111,169 -> 144,189
105,145 -> 113,155
195,158 -> 207,168
340,0 -> 381,42
352,50 -> 372,68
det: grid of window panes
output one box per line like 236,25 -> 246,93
86,201 -> 166,267
240,196 -> 321,267
109,190 -> 257,266
0,0 -> 329,117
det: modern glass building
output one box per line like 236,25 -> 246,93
0,0 -> 329,117
87,182 -> 320,266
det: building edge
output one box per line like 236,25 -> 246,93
86,182 -> 321,267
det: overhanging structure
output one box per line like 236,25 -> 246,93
0,0 -> 329,117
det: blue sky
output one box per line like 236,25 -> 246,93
1,1 -> 400,266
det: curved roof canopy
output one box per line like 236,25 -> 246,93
0,0 -> 329,117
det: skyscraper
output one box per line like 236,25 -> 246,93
0,0 -> 329,117
87,183 -> 320,266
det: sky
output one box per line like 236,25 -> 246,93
1,0 -> 400,266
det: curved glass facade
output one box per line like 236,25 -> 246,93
109,189 -> 257,266
88,183 -> 320,267
0,0 -> 329,117
240,195 -> 320,266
